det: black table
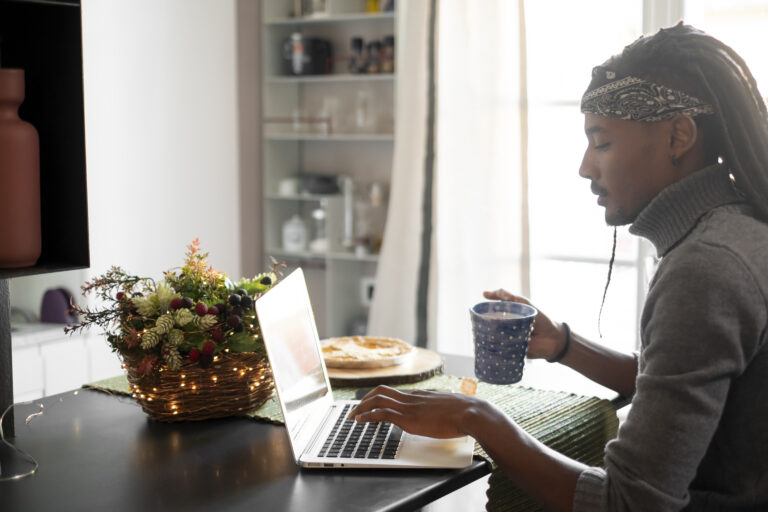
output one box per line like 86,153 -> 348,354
0,360 -> 490,512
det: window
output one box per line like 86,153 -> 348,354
526,0 -> 768,353
684,1 -> 768,101
526,1 -> 643,353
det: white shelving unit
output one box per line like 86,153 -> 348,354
260,0 -> 395,337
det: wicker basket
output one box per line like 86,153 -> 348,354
125,352 -> 274,422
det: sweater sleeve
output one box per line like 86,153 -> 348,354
573,240 -> 766,511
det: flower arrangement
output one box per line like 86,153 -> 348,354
67,239 -> 282,421
68,238 -> 280,374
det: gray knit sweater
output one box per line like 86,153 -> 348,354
573,164 -> 768,511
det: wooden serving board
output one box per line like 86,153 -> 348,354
327,347 -> 444,388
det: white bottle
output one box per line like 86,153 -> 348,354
282,214 -> 307,252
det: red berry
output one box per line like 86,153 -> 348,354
116,291 -> 126,301
202,341 -> 216,356
170,297 -> 183,310
207,305 -> 219,316
211,327 -> 223,342
195,302 -> 208,316
189,348 -> 201,362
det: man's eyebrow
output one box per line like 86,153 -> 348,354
585,125 -> 606,136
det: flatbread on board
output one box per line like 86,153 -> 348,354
321,336 -> 415,369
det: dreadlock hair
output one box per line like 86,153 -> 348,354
588,22 -> 768,221
597,227 -> 617,338
590,23 -> 768,335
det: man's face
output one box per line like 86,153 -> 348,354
579,114 -> 676,226
579,114 -> 677,226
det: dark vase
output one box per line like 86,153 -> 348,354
0,68 -> 41,268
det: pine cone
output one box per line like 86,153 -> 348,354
165,346 -> 182,371
155,313 -> 174,334
140,329 -> 161,350
192,314 -> 218,331
174,308 -> 194,327
168,328 -> 184,347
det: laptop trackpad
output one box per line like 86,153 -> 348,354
397,433 -> 475,468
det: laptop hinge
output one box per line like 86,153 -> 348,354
304,404 -> 338,459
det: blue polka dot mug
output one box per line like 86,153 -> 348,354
470,301 -> 537,384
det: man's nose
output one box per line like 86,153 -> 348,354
579,150 -> 596,180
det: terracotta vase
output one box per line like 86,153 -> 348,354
0,68 -> 41,268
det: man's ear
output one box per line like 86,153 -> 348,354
668,114 -> 699,161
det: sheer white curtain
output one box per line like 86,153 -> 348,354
370,1 -> 527,354
367,1 -> 433,343
431,0 -> 526,354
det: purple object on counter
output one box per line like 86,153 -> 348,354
41,287 -> 78,325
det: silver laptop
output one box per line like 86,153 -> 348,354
255,268 -> 475,469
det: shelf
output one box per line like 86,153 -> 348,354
268,248 -> 379,263
265,133 -> 394,142
267,73 -> 395,84
0,0 -> 89,279
0,263 -> 88,280
265,12 -> 395,25
1,0 -> 88,441
260,0 -> 394,338
265,193 -> 340,201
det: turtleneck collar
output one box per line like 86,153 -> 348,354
629,163 -> 745,256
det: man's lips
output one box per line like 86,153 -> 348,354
591,183 -> 609,205
591,182 -> 608,196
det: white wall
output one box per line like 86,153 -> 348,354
81,0 -> 242,283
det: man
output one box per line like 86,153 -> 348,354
350,24 -> 768,511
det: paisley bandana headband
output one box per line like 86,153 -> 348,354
580,74 -> 715,122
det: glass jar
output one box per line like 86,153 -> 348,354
366,40 -> 381,73
309,200 -> 329,252
351,89 -> 377,133
381,35 -> 395,73
348,37 -> 364,74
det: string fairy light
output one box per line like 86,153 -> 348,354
0,390 -> 82,482
124,352 -> 274,421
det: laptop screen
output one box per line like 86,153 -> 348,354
256,268 -> 333,460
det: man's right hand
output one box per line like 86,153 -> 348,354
482,289 -> 568,362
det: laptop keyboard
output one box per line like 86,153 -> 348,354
317,404 -> 403,459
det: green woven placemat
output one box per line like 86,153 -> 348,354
85,374 -> 618,511
85,373 -> 465,423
